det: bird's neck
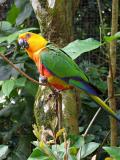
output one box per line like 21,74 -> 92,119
32,47 -> 46,64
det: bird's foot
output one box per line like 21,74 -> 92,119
39,76 -> 48,84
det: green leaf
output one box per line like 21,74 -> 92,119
2,79 -> 15,97
104,35 -> 115,42
0,145 -> 9,159
79,127 -> 85,133
7,4 -> 20,24
0,21 -> 12,31
0,61 -> 12,80
77,142 -> 99,159
68,155 -> 77,160
115,32 -> 120,38
104,31 -> 120,42
103,146 -> 120,160
27,147 -> 49,160
0,60 -> 23,80
0,27 -> 38,44
69,147 -> 78,156
7,28 -> 38,44
52,143 -> 65,153
25,80 -> 38,96
0,37 -> 7,43
73,136 -> 85,148
0,46 -> 6,53
16,3 -> 33,25
15,77 -> 26,87
85,134 -> 95,143
40,141 -> 57,159
62,38 -> 101,60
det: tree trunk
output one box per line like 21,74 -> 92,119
30,0 -> 80,134
107,0 -> 119,146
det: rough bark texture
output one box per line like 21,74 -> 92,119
30,0 -> 80,134
62,89 -> 81,134
30,0 -> 79,46
107,0 -> 119,146
34,86 -> 56,127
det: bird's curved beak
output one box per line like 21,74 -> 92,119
18,39 -> 29,49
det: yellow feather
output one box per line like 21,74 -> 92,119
89,94 -> 119,121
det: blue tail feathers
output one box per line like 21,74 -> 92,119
66,77 -> 102,96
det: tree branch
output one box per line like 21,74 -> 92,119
0,52 -> 45,86
107,0 -> 119,146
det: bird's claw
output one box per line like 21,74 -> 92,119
39,76 -> 48,84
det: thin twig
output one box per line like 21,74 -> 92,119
83,97 -> 110,137
99,130 -> 110,148
96,0 -> 105,36
96,130 -> 110,158
83,107 -> 101,137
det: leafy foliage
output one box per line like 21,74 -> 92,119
0,21 -> 12,32
6,0 -> 33,26
63,38 -> 101,60
7,4 -> 20,24
104,32 -> 120,42
0,27 -> 38,43
103,146 -> 120,160
0,145 -> 9,159
16,3 -> 33,26
28,126 -> 100,160
2,79 -> 15,97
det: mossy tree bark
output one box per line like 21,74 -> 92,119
30,0 -> 80,135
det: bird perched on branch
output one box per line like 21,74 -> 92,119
18,32 -> 120,122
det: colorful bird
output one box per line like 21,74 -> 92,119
18,32 -> 120,121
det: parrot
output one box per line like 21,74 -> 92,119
18,32 -> 120,122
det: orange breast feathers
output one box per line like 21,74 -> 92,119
39,62 -> 72,90
33,53 -> 72,90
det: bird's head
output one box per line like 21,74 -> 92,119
18,32 -> 48,59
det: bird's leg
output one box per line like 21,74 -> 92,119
39,75 -> 48,84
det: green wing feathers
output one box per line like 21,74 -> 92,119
41,44 -> 89,82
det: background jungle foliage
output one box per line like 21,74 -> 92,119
0,0 -> 120,160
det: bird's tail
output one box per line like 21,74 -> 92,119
89,94 -> 120,122
69,78 -> 120,121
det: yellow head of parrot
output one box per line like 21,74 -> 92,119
18,32 -> 48,59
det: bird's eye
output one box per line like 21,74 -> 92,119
26,33 -> 31,39
18,39 -> 29,49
